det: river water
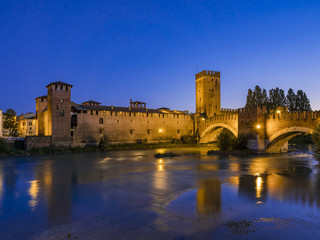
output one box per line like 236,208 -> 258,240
1,146 -> 320,239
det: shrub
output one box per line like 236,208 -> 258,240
217,129 -> 236,151
99,135 -> 109,150
180,135 -> 197,144
312,124 -> 320,149
0,138 -> 11,154
234,134 -> 248,150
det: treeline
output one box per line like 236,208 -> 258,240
245,86 -> 311,111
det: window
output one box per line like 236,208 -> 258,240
99,118 -> 103,124
177,130 -> 180,134
147,129 -> 151,134
99,129 -> 103,134
190,130 -> 193,134
117,120 -> 119,123
130,129 -> 134,136
66,86 -> 68,91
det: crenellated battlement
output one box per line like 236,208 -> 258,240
220,108 -> 238,113
195,70 -> 220,79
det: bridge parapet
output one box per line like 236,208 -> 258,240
266,110 -> 320,121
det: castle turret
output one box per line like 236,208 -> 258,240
35,95 -> 48,135
195,70 -> 221,118
47,81 -> 73,145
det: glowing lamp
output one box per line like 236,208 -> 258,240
256,125 -> 261,129
276,110 -> 281,114
159,129 -> 163,133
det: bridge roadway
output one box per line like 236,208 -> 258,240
198,107 -> 320,153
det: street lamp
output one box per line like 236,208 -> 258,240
256,124 -> 261,129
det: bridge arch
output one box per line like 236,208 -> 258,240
266,126 -> 314,153
200,123 -> 238,144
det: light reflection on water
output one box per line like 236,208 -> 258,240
0,146 -> 320,239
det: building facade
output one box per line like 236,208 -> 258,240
17,113 -> 37,137
35,81 -> 194,146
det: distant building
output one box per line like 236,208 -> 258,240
35,82 -> 194,146
17,112 -> 37,137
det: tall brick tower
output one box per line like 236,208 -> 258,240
195,70 -> 221,118
47,81 -> 73,145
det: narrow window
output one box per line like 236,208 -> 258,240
130,129 -> 134,136
177,130 -> 180,134
99,118 -> 103,124
99,129 -> 103,134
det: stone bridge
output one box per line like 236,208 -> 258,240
198,107 -> 320,153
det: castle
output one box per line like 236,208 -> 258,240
31,70 -> 224,147
20,70 -> 320,153
34,81 -> 195,146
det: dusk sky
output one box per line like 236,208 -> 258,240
1,0 -> 320,114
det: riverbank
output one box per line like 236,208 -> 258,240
0,142 -> 205,158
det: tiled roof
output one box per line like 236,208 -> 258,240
73,104 -> 189,114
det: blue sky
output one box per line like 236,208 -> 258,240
1,0 -> 320,114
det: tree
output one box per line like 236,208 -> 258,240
245,89 -> 254,108
262,89 -> 269,106
268,87 -> 287,110
253,85 -> 264,106
296,90 -> 311,111
286,88 -> 296,111
217,129 -> 236,151
312,124 -> 320,149
3,109 -> 18,137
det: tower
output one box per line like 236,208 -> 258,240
195,70 -> 221,118
47,81 -> 73,145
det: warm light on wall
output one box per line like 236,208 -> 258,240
201,118 -> 205,121
159,129 -> 163,133
276,110 -> 281,114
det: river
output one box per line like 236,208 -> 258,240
1,145 -> 320,239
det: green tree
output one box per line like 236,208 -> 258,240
286,88 -> 296,111
268,88 -> 287,110
262,89 -> 269,106
253,85 -> 263,105
296,90 -> 311,111
3,109 -> 18,137
217,129 -> 236,151
245,89 -> 254,108
312,124 -> 320,149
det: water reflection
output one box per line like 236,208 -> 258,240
197,178 -> 221,215
2,148 -> 320,239
28,180 -> 39,210
238,174 -> 268,204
